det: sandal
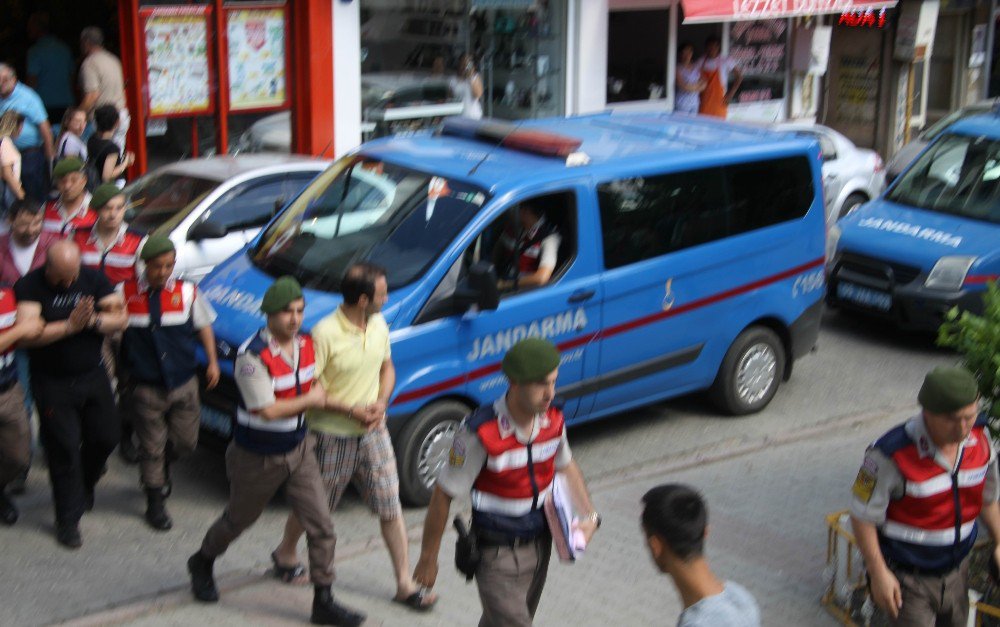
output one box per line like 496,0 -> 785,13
393,586 -> 437,612
270,550 -> 307,584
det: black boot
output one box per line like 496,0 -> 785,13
56,522 -> 82,549
144,487 -> 172,531
119,431 -> 140,464
0,492 -> 18,525
311,586 -> 366,626
187,551 -> 219,602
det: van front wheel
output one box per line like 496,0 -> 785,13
710,326 -> 785,415
396,400 -> 470,507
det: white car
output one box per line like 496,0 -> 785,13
777,123 -> 886,225
123,155 -> 328,283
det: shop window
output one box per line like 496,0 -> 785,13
607,10 -> 668,103
728,19 -> 787,104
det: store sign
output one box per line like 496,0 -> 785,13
140,7 -> 214,117
838,8 -> 889,28
681,0 -> 898,23
226,7 -> 289,112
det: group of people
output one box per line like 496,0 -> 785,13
0,20 -> 133,214
675,35 -> 743,119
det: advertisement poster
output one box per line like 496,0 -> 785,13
227,8 -> 288,111
730,19 -> 787,104
143,8 -> 212,116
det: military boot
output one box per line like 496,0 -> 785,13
187,551 -> 219,602
311,586 -> 366,626
144,487 -> 172,531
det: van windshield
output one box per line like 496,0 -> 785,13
251,156 -> 489,290
886,132 -> 1000,226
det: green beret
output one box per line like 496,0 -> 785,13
502,338 -> 561,383
90,183 -> 123,210
918,366 -> 979,413
261,276 -> 303,314
140,235 -> 175,261
52,157 -> 85,179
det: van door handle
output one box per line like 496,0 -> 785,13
568,289 -> 596,303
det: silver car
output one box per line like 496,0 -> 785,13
778,123 -> 886,225
885,98 -> 1000,183
123,155 -> 328,283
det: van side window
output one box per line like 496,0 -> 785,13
598,156 -> 813,269
415,191 -> 577,325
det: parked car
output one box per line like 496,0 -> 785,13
777,123 -> 885,224
199,113 -> 826,505
122,155 -> 328,283
827,114 -> 1000,331
885,98 -> 1000,183
236,72 -> 463,153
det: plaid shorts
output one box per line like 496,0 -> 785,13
313,423 -> 403,520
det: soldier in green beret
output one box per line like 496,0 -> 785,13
413,337 -> 601,626
850,366 -> 1000,626
43,157 -> 96,235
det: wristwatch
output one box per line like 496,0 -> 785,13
584,511 -> 602,529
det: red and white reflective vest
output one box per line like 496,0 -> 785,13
0,288 -> 17,387
468,403 -> 565,517
73,226 -> 144,285
42,198 -> 96,236
516,218 -> 557,275
876,417 -> 992,570
234,330 -> 317,455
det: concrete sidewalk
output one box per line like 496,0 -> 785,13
57,409 -> 908,627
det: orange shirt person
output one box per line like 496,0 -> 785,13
698,36 -> 742,119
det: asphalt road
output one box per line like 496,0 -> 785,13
1,309 -> 955,626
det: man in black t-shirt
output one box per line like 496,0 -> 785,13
14,240 -> 127,548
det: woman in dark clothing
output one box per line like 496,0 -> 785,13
87,105 -> 134,187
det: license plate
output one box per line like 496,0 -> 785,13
837,281 -> 892,312
200,405 -> 233,438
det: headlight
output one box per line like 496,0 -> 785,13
924,256 -> 976,290
825,224 -> 841,268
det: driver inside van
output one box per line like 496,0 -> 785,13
494,202 -> 561,292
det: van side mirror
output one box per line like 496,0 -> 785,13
188,219 -> 228,241
454,261 -> 500,312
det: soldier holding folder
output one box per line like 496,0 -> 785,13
413,338 -> 600,627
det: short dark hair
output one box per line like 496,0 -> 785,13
679,42 -> 694,53
94,104 -> 120,132
340,262 -> 387,305
8,197 -> 42,218
705,35 -> 721,47
641,484 -> 707,560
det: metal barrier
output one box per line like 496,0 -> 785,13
823,510 -> 1000,627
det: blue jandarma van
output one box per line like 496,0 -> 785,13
827,114 -> 1000,329
198,113 -> 827,505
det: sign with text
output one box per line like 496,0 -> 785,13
682,0 -> 897,23
141,6 -> 213,117
226,6 -> 290,112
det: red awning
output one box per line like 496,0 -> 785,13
681,1 -> 898,24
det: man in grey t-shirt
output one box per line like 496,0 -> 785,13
641,484 -> 760,627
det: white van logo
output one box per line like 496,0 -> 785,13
203,285 -> 265,317
857,217 -> 962,248
467,308 -> 588,361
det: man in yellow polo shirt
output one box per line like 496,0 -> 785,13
269,262 -> 436,612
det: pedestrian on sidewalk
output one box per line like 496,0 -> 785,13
850,366 -> 1000,626
55,108 -> 88,163
188,276 -> 365,626
14,239 -> 127,548
73,184 -> 147,463
78,27 -> 129,151
0,111 -> 26,212
640,483 -> 760,626
697,35 -> 741,119
119,235 -> 218,530
25,12 -> 75,125
413,338 -> 601,627
87,105 -> 133,187
0,63 -> 55,203
0,285 -> 44,525
44,158 -> 95,235
269,263 -> 435,612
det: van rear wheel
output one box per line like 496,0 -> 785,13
710,326 -> 785,415
396,400 -> 470,507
